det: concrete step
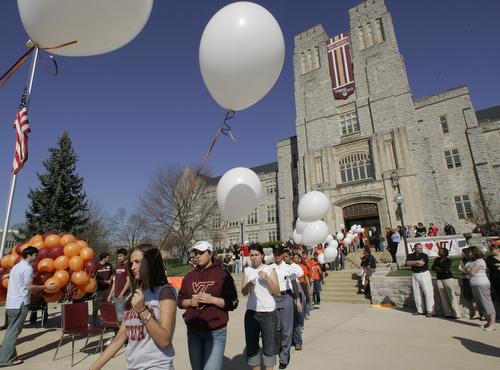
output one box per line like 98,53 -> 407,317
321,297 -> 370,304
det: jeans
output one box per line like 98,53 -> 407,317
0,304 -> 29,365
275,294 -> 294,365
112,297 -> 126,323
313,280 -> 321,304
244,310 -> 277,368
187,327 -> 227,370
292,292 -> 305,346
235,259 -> 241,274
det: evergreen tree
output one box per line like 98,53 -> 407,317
24,131 -> 89,236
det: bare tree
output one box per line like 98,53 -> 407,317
110,208 -> 148,248
139,165 -> 217,263
80,200 -> 113,257
470,192 -> 500,236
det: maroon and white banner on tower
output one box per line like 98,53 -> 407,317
327,33 -> 355,100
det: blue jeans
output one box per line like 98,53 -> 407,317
244,310 -> 277,368
112,297 -> 126,323
187,327 -> 227,370
0,304 -> 28,365
292,292 -> 305,346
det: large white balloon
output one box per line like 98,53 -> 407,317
329,240 -> 339,249
292,230 -> 303,245
297,191 -> 330,222
324,247 -> 338,263
295,218 -> 308,234
17,0 -> 153,57
317,253 -> 325,264
199,2 -> 285,111
302,220 -> 329,246
217,167 -> 262,221
336,232 -> 344,241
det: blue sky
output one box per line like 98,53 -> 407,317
1,0 -> 499,225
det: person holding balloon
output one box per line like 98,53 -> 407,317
90,243 -> 177,370
0,246 -> 57,367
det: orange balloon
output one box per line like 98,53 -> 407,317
60,234 -> 76,246
20,243 -> 30,253
44,234 -> 61,248
76,240 -> 89,250
0,256 -> 10,269
71,271 -> 89,287
38,258 -> 55,273
79,247 -> 94,261
64,242 -> 81,258
84,278 -> 97,293
69,256 -> 84,272
53,270 -> 70,286
2,279 -> 8,289
44,277 -> 62,293
72,288 -> 86,300
31,240 -> 46,250
31,234 -> 43,244
44,290 -> 63,303
54,255 -> 69,271
5,255 -> 17,269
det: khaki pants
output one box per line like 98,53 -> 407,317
436,278 -> 461,318
412,271 -> 435,314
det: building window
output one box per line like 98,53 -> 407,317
266,182 -> 276,195
247,208 -> 258,225
366,22 -> 374,47
440,115 -> 449,134
301,47 -> 321,74
339,153 -> 374,183
267,205 -> 277,223
228,232 -> 240,245
300,52 -> 306,74
268,231 -> 277,242
212,215 -> 221,229
247,231 -> 259,242
340,111 -> 360,135
455,195 -> 473,219
358,26 -> 365,50
375,18 -> 385,43
444,149 -> 462,169
228,221 -> 239,227
312,46 -> 320,69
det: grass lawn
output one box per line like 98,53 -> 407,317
165,259 -> 193,277
386,257 -> 462,278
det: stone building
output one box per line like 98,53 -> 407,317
200,0 -> 499,247
277,0 -> 500,240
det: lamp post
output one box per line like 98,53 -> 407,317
394,194 -> 409,259
240,218 -> 244,245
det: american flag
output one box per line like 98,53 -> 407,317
12,87 -> 31,174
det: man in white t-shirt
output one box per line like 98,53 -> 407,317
270,246 -> 301,369
0,247 -> 54,367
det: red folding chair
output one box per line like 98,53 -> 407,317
53,302 -> 102,367
98,302 -> 120,350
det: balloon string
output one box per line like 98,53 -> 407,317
0,40 -> 76,88
146,110 -> 236,286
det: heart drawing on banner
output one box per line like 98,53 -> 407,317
425,243 -> 434,251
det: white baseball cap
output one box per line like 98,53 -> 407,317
189,241 -> 213,253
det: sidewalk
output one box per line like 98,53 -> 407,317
0,299 -> 499,369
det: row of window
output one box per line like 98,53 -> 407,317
213,205 -> 278,229
358,17 -> 385,50
227,230 -> 278,244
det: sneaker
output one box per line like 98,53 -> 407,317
295,344 -> 302,350
425,313 -> 434,318
483,326 -> 496,332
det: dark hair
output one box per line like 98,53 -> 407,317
126,243 -> 168,310
249,243 -> 264,256
116,248 -> 128,256
440,248 -> 449,257
22,246 -> 38,259
99,252 -> 110,261
468,246 -> 484,261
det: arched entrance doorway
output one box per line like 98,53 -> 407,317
342,203 -> 380,231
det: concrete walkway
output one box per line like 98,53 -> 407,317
0,299 -> 499,370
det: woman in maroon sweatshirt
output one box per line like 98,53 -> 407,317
178,241 -> 238,370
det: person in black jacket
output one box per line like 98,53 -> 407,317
432,248 -> 461,318
444,223 -> 456,236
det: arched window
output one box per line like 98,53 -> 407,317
339,153 -> 374,183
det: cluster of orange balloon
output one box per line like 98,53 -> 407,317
0,233 -> 99,302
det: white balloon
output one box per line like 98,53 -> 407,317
302,220 -> 329,246
292,229 -> 303,245
297,191 -> 330,222
324,247 -> 338,263
336,232 -> 344,241
264,254 -> 275,264
199,2 -> 285,111
217,167 -> 262,221
360,228 -> 365,233
317,253 -> 325,264
350,225 -> 357,232
329,240 -> 339,249
295,218 -> 308,234
17,0 -> 153,57
339,223 -> 345,230
324,234 -> 334,245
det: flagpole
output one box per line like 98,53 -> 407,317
0,46 -> 39,257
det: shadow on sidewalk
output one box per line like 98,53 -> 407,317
223,352 -> 247,370
453,336 -> 500,358
17,328 -> 57,345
